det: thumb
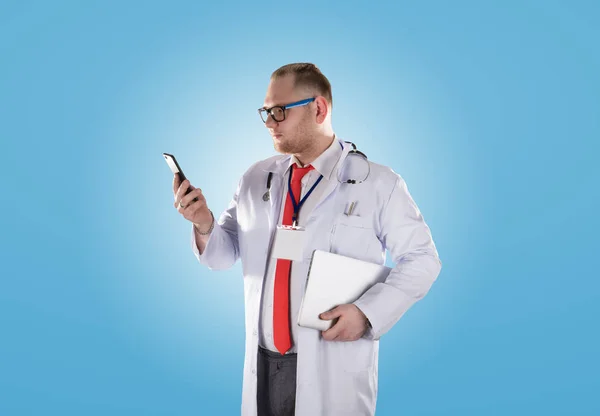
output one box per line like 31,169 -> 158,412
172,174 -> 181,195
320,307 -> 343,320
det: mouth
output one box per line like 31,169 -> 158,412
272,133 -> 283,139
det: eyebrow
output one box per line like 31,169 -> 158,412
261,100 -> 291,109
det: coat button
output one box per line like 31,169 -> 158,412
252,369 -> 256,375
253,329 -> 257,336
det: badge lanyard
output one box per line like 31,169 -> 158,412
288,164 -> 324,228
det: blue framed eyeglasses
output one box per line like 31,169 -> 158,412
258,97 -> 316,123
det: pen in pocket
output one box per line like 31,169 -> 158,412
346,201 -> 356,216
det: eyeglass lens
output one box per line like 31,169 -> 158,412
260,107 -> 285,123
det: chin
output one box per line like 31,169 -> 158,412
273,141 -> 285,153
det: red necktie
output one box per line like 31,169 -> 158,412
273,163 -> 315,354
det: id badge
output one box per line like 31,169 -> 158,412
271,225 -> 307,261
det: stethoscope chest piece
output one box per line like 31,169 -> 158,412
264,172 -> 273,201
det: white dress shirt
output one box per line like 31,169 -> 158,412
258,136 -> 343,354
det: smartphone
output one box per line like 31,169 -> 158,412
163,153 -> 192,195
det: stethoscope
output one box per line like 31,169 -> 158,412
262,140 -> 370,202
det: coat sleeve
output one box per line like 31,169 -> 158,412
353,174 -> 442,340
191,175 -> 243,270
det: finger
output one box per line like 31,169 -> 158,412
322,319 -> 344,341
319,306 -> 344,321
178,196 -> 202,212
176,196 -> 200,214
172,174 -> 181,195
174,180 -> 193,205
174,179 -> 187,202
337,329 -> 360,342
176,180 -> 191,199
332,331 -> 348,342
180,188 -> 205,209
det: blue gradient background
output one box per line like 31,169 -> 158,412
1,1 -> 598,415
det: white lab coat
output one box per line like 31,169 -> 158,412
192,140 -> 441,416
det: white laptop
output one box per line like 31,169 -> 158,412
297,250 -> 392,331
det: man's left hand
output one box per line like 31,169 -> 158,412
320,304 -> 369,342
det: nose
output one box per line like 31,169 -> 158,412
265,114 -> 277,128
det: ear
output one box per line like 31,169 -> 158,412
314,96 -> 329,124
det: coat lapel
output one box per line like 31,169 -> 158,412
261,156 -> 288,232
309,142 -> 352,217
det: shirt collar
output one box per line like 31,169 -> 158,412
286,135 -> 342,181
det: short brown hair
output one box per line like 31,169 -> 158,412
271,63 -> 333,107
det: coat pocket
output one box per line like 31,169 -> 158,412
330,214 -> 374,260
328,337 -> 376,373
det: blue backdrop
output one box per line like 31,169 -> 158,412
1,1 -> 598,414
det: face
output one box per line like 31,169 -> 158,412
262,75 -> 318,155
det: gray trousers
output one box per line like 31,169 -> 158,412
257,346 -> 298,416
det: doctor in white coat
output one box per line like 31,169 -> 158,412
173,63 -> 442,416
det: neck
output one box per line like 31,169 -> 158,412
294,133 -> 336,166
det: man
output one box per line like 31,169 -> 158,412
172,63 -> 441,416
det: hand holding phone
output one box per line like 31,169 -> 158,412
163,153 -> 192,195
163,153 -> 213,232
